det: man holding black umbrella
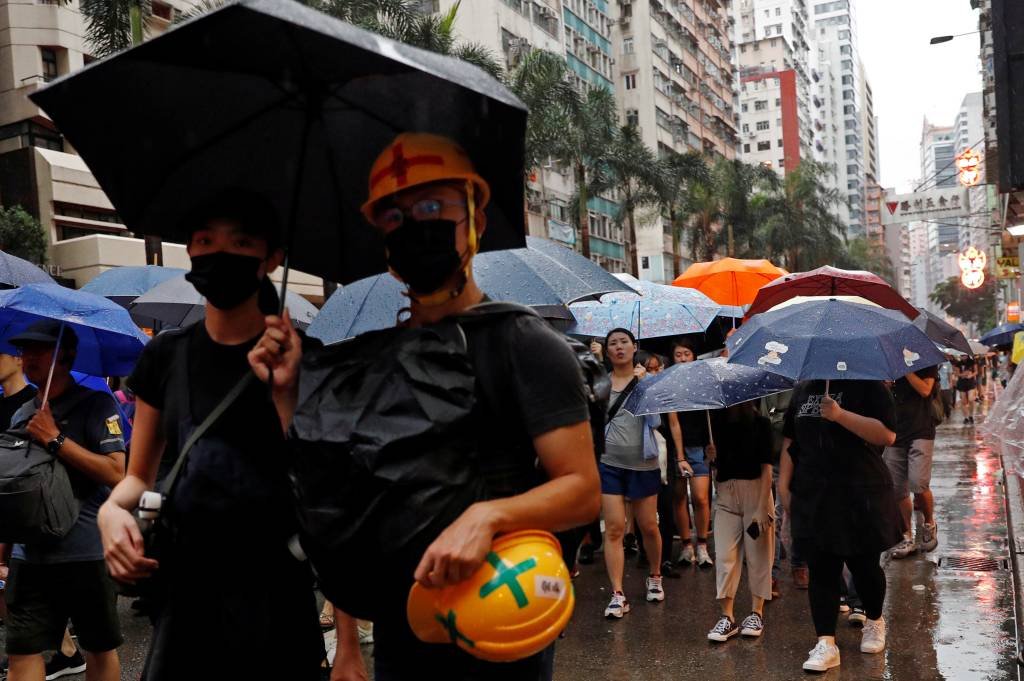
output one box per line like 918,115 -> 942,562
250,133 -> 600,681
4,322 -> 126,681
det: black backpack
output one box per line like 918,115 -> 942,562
288,303 -> 608,620
0,390 -> 95,544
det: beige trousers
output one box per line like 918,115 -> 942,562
714,477 -> 775,601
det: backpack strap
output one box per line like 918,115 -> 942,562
455,301 -> 542,324
606,377 -> 639,424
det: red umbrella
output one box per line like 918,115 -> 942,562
745,266 -> 919,320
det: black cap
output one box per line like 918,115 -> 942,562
7,320 -> 78,351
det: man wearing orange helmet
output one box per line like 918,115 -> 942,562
249,133 -> 600,681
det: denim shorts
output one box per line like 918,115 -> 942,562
599,462 -> 661,500
683,445 -> 710,477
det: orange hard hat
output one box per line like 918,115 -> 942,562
406,530 -> 574,662
361,132 -> 491,223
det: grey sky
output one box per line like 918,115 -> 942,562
856,0 -> 983,192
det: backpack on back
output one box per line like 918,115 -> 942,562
0,389 -> 95,544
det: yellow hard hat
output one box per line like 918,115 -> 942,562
406,530 -> 575,662
361,132 -> 491,223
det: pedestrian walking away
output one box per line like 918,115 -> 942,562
778,379 -> 902,674
599,329 -> 671,619
97,191 -> 325,681
955,358 -> 977,424
705,403 -> 775,644
884,365 -> 940,559
4,322 -> 126,681
248,133 -> 600,681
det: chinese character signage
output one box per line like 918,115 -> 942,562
881,187 -> 971,226
959,246 -> 987,290
996,256 -> 1020,279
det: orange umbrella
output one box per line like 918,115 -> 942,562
672,258 -> 787,307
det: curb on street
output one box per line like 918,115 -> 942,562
998,441 -> 1024,672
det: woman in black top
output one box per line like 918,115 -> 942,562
705,402 -> 775,643
778,380 -> 900,673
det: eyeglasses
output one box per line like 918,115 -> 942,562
374,198 -> 468,230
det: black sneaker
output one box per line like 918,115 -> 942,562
849,607 -> 867,627
661,561 -> 680,578
623,533 -> 639,556
707,615 -> 739,642
45,651 -> 86,681
578,544 -> 595,565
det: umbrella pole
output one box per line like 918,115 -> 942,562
41,321 -> 65,406
706,408 -> 714,447
825,379 -> 829,397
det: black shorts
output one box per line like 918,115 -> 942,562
5,559 -> 122,655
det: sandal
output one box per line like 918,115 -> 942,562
320,613 -> 335,630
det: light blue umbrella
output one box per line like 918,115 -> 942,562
567,278 -> 720,340
0,283 -> 148,381
726,299 -> 944,382
80,265 -> 186,306
0,251 -> 54,289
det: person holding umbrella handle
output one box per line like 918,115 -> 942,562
778,379 -> 901,674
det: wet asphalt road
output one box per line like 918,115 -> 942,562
13,404 -> 1019,680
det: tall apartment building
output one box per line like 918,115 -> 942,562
731,0 -> 814,175
952,92 -> 990,253
0,0 -> 211,287
918,119 -> 959,312
881,185 -> 911,296
610,0 -> 738,282
811,0 -> 867,237
438,0 -> 628,271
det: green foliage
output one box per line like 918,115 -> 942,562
930,275 -> 996,331
0,206 -> 48,265
836,236 -> 895,283
79,0 -> 141,57
507,50 -> 578,173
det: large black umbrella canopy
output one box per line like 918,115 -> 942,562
912,307 -> 972,357
29,0 -> 527,285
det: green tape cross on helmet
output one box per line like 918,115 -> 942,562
478,551 -> 538,609
435,609 -> 475,648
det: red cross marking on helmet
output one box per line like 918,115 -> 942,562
370,143 -> 445,189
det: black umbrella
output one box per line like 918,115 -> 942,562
30,0 -> 527,285
912,307 -> 972,357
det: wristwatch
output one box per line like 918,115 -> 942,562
46,433 -> 66,455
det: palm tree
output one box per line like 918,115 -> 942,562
685,177 -> 725,262
755,160 -> 846,270
507,50 -> 578,174
656,150 -> 708,278
714,159 -> 779,258
595,125 -> 665,276
548,86 -> 618,259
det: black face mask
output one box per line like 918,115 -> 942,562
384,219 -> 464,296
186,252 -> 265,310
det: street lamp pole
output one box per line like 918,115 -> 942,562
929,30 -> 982,44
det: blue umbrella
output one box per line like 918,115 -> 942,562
80,265 -> 187,306
726,299 -> 944,382
567,283 -> 720,340
0,283 -> 148,379
307,241 -> 636,344
0,251 -> 54,289
622,357 -> 793,416
979,322 -> 1024,349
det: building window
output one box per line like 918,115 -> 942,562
624,73 -> 637,89
740,44 -> 746,53
626,108 -> 639,127
779,158 -> 785,167
775,7 -> 782,15
40,48 -> 58,82
756,120 -> 770,130
742,123 -> 749,132
741,103 -> 748,112
623,37 -> 634,54
744,143 -> 751,152
641,256 -> 650,269
755,100 -> 768,110
778,138 -> 784,147
757,141 -> 771,151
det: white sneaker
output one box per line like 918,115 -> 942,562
677,544 -> 695,565
696,544 -> 714,568
802,639 -> 841,672
861,616 -> 886,654
604,591 -> 630,619
890,537 -> 917,559
645,575 -> 665,602
357,623 -> 374,646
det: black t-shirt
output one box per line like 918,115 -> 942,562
892,365 -> 939,446
714,412 -> 772,482
678,409 -> 709,448
782,380 -> 902,555
0,384 -> 37,430
128,323 -> 293,543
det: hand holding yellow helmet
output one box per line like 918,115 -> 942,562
406,530 -> 575,663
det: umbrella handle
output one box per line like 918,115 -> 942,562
825,379 -> 829,398
41,322 -> 65,406
706,409 -> 714,447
